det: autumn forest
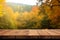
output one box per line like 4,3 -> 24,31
0,0 -> 60,29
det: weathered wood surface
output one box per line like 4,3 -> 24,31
0,29 -> 60,39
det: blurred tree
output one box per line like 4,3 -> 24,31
50,0 -> 60,28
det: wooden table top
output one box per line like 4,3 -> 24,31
0,29 -> 60,39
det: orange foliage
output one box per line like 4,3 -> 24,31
32,6 -> 39,13
0,0 -> 60,29
49,0 -> 60,24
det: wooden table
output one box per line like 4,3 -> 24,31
0,29 -> 60,39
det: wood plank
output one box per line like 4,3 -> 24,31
0,29 -> 60,36
0,30 -> 29,36
54,29 -> 60,32
28,30 -> 39,36
49,30 -> 60,34
0,30 -> 11,35
37,29 -> 50,36
0,29 -> 60,39
45,29 -> 60,36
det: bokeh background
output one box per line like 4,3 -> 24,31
0,0 -> 60,29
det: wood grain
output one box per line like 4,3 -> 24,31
0,29 -> 60,39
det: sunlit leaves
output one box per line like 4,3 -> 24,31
0,0 -> 60,29
0,0 -> 5,17
0,0 -> 5,4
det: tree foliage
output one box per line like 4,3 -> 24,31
0,0 -> 60,29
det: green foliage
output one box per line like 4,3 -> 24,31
0,15 -> 17,29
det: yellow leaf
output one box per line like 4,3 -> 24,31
0,0 -> 5,3
0,12 -> 3,17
